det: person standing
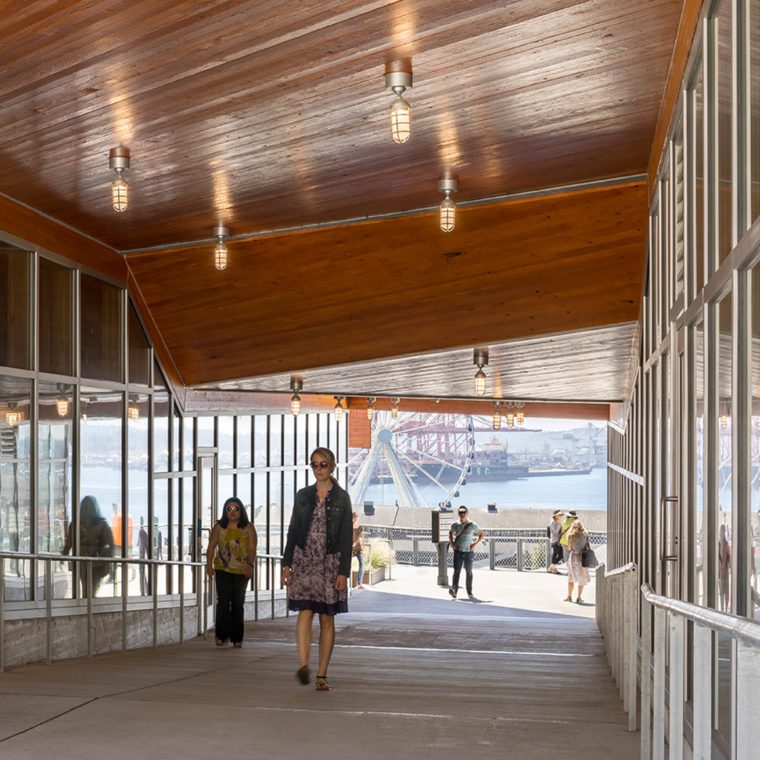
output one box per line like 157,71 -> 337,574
62,495 -> 114,597
564,519 -> 591,604
559,510 -> 578,563
282,447 -> 353,692
352,512 -> 366,589
547,509 -> 564,573
206,497 -> 257,648
448,506 -> 484,600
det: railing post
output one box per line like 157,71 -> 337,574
254,559 -> 259,622
121,560 -> 128,651
517,540 -> 523,572
692,623 -> 712,759
626,568 -> 638,731
179,562 -> 185,643
196,564 -> 203,637
87,561 -> 94,657
270,559 -> 275,620
152,563 -> 159,648
489,540 -> 495,571
668,614 -> 685,757
45,558 -> 53,664
0,558 -> 5,672
641,595 -> 652,760
736,640 -> 760,760
652,607 -> 666,760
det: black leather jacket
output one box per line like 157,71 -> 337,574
282,480 -> 354,577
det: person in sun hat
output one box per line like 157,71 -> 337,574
546,509 -> 565,573
559,510 -> 579,563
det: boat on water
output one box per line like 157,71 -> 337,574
526,465 -> 593,477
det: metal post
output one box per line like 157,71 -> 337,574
152,563 -> 158,648
641,597 -> 652,760
626,568 -> 638,732
668,614 -> 685,757
652,607 -> 666,760
517,539 -> 523,572
196,564 -> 202,637
121,560 -> 128,651
45,558 -> 53,664
270,560 -> 275,620
254,560 -> 259,622
489,539 -> 495,571
387,529 -> 393,581
412,537 -> 419,566
736,640 -> 760,760
87,561 -> 93,657
179,562 -> 184,643
692,623 -> 712,759
436,544 -> 448,586
0,558 -> 6,672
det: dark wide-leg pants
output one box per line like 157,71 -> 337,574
214,569 -> 247,643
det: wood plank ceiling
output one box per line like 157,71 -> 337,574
0,1 -> 685,410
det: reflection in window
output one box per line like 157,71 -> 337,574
152,479 -> 169,595
80,275 -> 121,381
0,247 -> 30,370
39,257 -> 73,375
128,392 -> 149,595
695,323 -> 705,606
80,387 -> 122,598
717,294 -> 733,613
0,375 -> 32,601
154,363 -> 169,472
694,65 -> 705,293
128,303 -> 151,385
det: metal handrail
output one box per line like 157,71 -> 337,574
640,583 -> 760,760
605,561 -> 637,577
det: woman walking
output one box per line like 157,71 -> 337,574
206,496 -> 257,647
282,447 -> 353,691
564,519 -> 591,604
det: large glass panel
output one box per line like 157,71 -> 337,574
1,376 -> 32,601
218,471 -> 234,504
237,415 -> 251,468
717,294 -> 733,612
79,387 -> 122,598
694,65 -> 706,294
270,415 -> 282,466
752,265 -> 760,619
128,392 -> 149,595
295,415 -> 306,466
38,382 -> 73,559
154,363 -> 169,472
172,408 -> 180,471
254,416 -> 267,466
283,414 -> 295,466
0,247 -> 30,370
751,0 -> 760,223
182,476 -> 195,590
153,478 -> 169,595
39,257 -> 73,375
127,303 -> 150,385
716,0 -> 733,263
183,417 -> 195,470
197,416 -> 214,448
236,474 -> 251,518
218,416 -> 234,469
695,322 -> 706,605
80,275 -> 121,382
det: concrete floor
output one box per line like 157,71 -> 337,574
0,566 -> 639,760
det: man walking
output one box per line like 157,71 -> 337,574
547,509 -> 564,573
448,506 -> 484,600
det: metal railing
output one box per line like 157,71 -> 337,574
0,550 -> 286,671
640,583 -> 760,760
596,562 -> 638,731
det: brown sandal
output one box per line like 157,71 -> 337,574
315,675 -> 330,691
296,666 -> 310,685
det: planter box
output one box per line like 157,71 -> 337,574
352,566 -> 386,586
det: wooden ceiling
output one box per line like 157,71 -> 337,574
0,1 -> 687,409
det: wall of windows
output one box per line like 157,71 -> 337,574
608,2 -> 760,755
0,244 -> 348,608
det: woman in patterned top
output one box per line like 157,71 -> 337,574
282,447 -> 353,691
207,496 -> 257,648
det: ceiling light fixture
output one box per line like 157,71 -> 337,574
506,410 -> 515,429
5,403 -> 20,427
515,402 -> 525,428
492,401 -> 502,430
128,402 -> 140,421
385,65 -> 413,144
439,177 -> 458,232
213,226 -> 229,271
56,397 -> 69,417
473,348 -> 488,396
108,147 -> 130,212
367,397 -> 375,421
334,396 -> 344,421
391,398 -> 400,419
290,376 -> 303,417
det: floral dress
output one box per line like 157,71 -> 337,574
567,533 -> 591,585
287,497 -> 348,615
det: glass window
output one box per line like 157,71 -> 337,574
218,416 -> 234,468
128,303 -> 151,385
80,275 -> 121,381
695,322 -> 705,605
183,417 -> 195,471
38,382 -> 73,561
254,416 -> 267,466
152,479 -> 169,595
128,392 -> 149,596
154,363 -> 169,473
283,414 -> 295,466
717,294 -> 733,613
270,415 -> 282,466
752,265 -> 760,620
752,0 -> 760,223
1,375 -> 32,601
236,474 -> 251,517
79,387 -> 122,598
0,247 -> 30,370
237,416 -> 251,468
197,416 -> 214,448
39,257 -> 73,375
295,415 -> 306,466
694,65 -> 705,294
716,0 -> 733,263
218,472 -> 234,505
254,471 -> 267,530
172,408 -> 180,472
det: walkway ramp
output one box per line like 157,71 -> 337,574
0,567 -> 637,760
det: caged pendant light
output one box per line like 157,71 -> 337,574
108,147 -> 130,212
473,348 -> 488,396
438,177 -> 458,232
213,226 -> 229,271
334,396 -> 345,421
492,401 -> 502,430
290,376 -> 303,416
385,66 -> 413,144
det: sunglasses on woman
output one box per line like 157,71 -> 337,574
226,505 -> 240,512
310,461 -> 330,469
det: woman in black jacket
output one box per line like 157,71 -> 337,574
282,447 -> 353,691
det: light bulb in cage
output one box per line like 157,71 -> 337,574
290,375 -> 303,417
492,402 -> 502,430
439,177 -> 458,232
213,226 -> 229,271
108,147 -> 130,212
473,348 -> 488,396
385,68 -> 412,144
334,396 -> 344,421
367,398 -> 375,420
391,398 -> 400,419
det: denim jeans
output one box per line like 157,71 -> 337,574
452,550 -> 474,595
355,551 -> 366,585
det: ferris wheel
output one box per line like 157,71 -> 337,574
348,412 -> 476,508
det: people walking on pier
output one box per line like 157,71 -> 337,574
206,496 -> 257,648
282,447 -> 353,692
564,519 -> 590,604
559,510 -> 578,562
448,506 -> 484,599
352,512 -> 366,588
547,509 -> 564,573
